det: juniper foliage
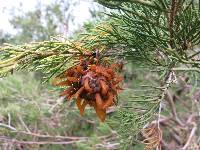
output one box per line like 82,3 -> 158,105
0,0 -> 200,148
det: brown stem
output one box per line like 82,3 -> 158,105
0,137 -> 86,145
165,90 -> 184,126
181,122 -> 197,150
168,0 -> 178,48
12,131 -> 88,140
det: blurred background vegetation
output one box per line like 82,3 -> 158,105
0,0 -> 200,150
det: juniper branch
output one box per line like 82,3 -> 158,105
0,41 -> 90,79
97,0 -> 163,10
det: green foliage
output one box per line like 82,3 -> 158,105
0,0 -> 200,149
0,41 -> 81,80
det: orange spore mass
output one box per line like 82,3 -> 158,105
79,100 -> 88,116
99,80 -> 109,95
67,77 -> 79,82
53,52 -> 123,121
95,93 -> 104,108
103,92 -> 114,109
94,105 -> 106,122
83,78 -> 93,93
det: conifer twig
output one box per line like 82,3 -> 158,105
0,137 -> 86,145
0,123 -> 17,131
11,131 -> 88,140
181,122 -> 197,150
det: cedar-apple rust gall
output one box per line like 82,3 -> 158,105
52,51 -> 124,121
